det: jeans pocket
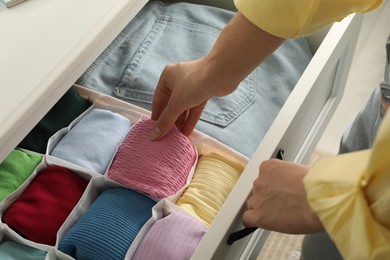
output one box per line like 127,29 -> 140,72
114,15 -> 256,128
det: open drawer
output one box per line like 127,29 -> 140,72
1,84 -> 250,259
0,0 -> 363,258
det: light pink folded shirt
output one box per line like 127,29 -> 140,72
108,119 -> 196,198
133,211 -> 207,260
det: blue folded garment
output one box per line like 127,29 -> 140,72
59,188 -> 156,259
50,108 -> 131,174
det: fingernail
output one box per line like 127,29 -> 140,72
150,127 -> 161,141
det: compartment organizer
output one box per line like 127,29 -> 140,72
0,86 -> 248,259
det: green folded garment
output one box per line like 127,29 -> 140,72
0,241 -> 47,259
18,87 -> 91,153
0,149 -> 42,202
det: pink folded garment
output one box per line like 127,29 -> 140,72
108,119 -> 196,198
133,211 -> 207,260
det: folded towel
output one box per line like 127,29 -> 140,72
2,166 -> 89,245
59,188 -> 156,259
176,153 -> 244,226
51,108 -> 131,174
133,211 -> 207,260
18,87 -> 91,153
108,119 -> 196,198
0,149 -> 42,202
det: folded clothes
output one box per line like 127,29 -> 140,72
0,241 -> 47,260
59,188 -> 156,260
133,211 -> 207,260
108,118 -> 196,198
18,87 -> 91,154
50,108 -> 131,174
176,153 -> 244,226
0,149 -> 42,202
2,166 -> 89,245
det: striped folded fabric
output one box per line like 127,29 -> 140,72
108,119 -> 196,198
59,188 -> 156,259
176,153 -> 244,226
133,211 -> 207,260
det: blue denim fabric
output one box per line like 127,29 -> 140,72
301,232 -> 343,260
300,89 -> 383,260
300,87 -> 383,260
77,0 -> 312,157
338,36 -> 389,154
338,87 -> 383,154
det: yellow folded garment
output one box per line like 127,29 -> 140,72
304,111 -> 390,260
176,153 -> 244,227
234,0 -> 383,38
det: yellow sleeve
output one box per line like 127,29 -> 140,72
303,111 -> 390,259
234,0 -> 383,38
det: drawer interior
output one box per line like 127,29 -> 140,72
0,85 -> 249,259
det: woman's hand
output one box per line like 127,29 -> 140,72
243,159 -> 324,234
150,12 -> 284,140
150,59 -> 215,140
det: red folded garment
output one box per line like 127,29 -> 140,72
2,166 -> 89,245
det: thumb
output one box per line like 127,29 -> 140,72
242,208 -> 258,228
150,104 -> 182,141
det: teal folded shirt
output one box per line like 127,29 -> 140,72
0,149 -> 42,202
18,87 -> 91,154
0,241 -> 46,260
59,188 -> 156,259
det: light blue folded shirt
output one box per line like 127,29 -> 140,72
50,108 -> 131,174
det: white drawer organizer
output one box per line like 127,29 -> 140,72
0,0 -> 363,259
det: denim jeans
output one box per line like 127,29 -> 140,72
338,87 -> 383,154
300,87 -> 383,260
301,232 -> 343,260
301,34 -> 390,260
77,0 -> 312,157
339,36 -> 389,154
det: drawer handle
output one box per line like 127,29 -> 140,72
227,227 -> 257,245
276,148 -> 285,160
227,149 -> 285,245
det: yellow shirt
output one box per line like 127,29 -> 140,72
234,0 -> 383,38
303,110 -> 390,259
